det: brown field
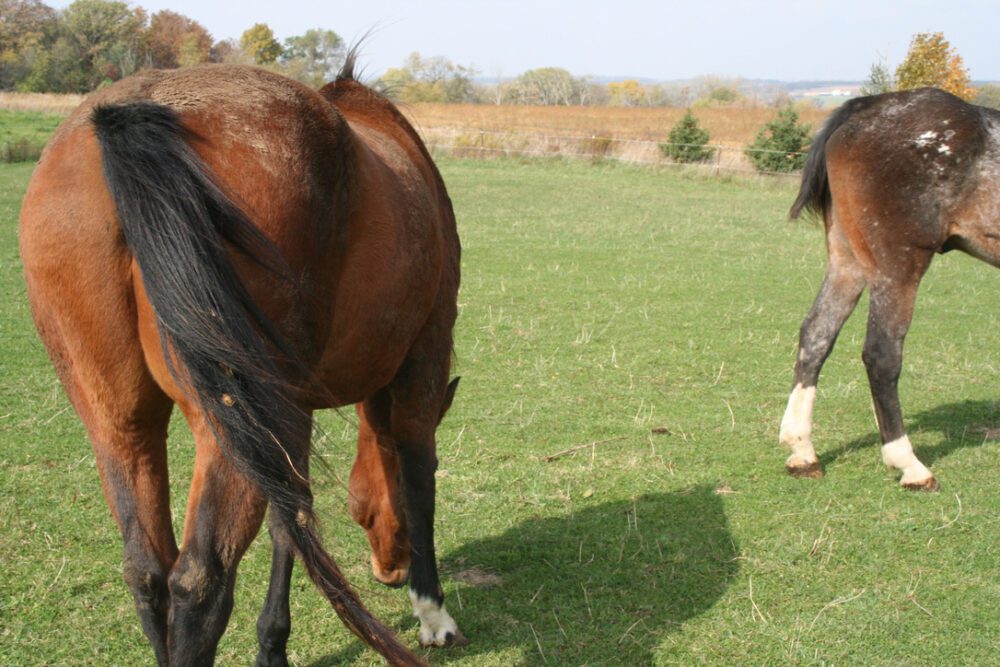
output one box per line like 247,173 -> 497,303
0,92 -> 85,115
399,103 -> 830,173
2,91 -> 829,173
401,102 -> 830,146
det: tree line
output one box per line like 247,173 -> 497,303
861,32 -> 999,107
0,0 -> 346,92
2,4 -> 996,114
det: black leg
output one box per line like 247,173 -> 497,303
863,280 -> 938,490
255,514 -> 295,667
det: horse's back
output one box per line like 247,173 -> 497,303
822,88 -> 996,259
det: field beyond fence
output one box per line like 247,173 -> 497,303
404,102 -> 829,175
1,93 -> 829,175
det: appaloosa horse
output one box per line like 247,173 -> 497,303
780,87 -> 1000,490
20,57 -> 462,666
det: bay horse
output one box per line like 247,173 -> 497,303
780,86 -> 1000,490
19,58 -> 462,666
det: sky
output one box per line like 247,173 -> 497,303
53,0 -> 1000,82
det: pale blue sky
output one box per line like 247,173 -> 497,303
55,1 -> 999,81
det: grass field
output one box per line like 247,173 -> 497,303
1,155 -> 998,666
0,110 -> 64,163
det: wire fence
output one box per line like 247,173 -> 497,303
418,127 -> 807,178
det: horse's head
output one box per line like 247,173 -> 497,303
349,377 -> 460,588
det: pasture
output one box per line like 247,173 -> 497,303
1,155 -> 998,665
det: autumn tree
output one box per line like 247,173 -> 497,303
607,79 -> 646,107
240,22 -> 282,65
209,38 -> 245,64
13,0 -> 150,92
974,84 -> 1000,109
514,67 -> 582,105
0,0 -> 58,90
279,29 -> 344,87
145,10 -> 212,68
63,0 -> 147,87
379,52 -> 477,103
895,32 -> 973,100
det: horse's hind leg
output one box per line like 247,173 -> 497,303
864,276 -> 938,490
781,228 -> 865,476
168,406 -> 308,663
22,223 -> 178,664
63,368 -> 176,665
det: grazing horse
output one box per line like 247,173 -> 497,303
780,86 -> 1000,490
19,59 -> 462,666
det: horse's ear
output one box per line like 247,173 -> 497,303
438,377 -> 461,423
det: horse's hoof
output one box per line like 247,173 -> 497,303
420,629 -> 469,648
444,630 -> 470,648
902,476 -> 940,492
786,461 -> 823,478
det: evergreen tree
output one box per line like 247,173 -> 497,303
660,109 -> 714,163
745,107 -> 811,173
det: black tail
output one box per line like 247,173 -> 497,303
789,95 -> 882,220
92,103 -> 423,666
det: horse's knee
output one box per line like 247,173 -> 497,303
168,552 -> 224,607
122,548 -> 170,609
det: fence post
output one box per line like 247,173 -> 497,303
715,144 -> 722,177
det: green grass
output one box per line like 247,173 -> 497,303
2,157 -> 998,665
0,111 -> 62,163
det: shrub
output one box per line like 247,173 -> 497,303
1,138 -> 44,163
745,107 -> 811,173
660,109 -> 714,163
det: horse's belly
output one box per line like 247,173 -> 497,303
312,293 -> 435,406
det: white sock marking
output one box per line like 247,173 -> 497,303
882,435 -> 934,485
780,383 -> 818,466
409,590 -> 459,647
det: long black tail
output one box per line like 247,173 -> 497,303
789,94 -> 883,220
92,102 -> 423,666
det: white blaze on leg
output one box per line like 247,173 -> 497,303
780,383 -> 818,467
882,435 -> 934,486
409,589 -> 459,647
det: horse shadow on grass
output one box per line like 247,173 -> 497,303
311,485 -> 739,665
819,399 -> 1000,472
